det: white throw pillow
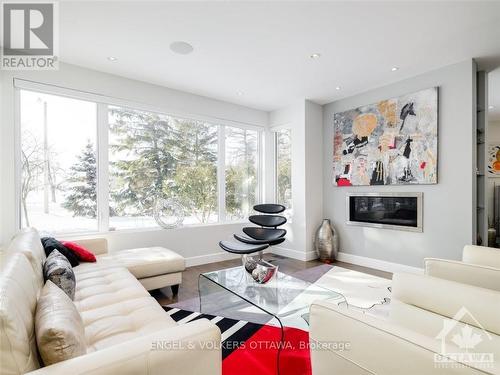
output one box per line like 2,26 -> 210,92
35,280 -> 87,366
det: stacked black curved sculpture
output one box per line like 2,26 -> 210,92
219,204 -> 287,259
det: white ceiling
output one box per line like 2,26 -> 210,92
59,1 -> 500,112
489,68 -> 500,122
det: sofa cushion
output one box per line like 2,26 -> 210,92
6,228 -> 45,289
41,237 -> 80,267
81,297 -> 177,352
0,253 -> 41,375
97,247 -> 185,279
43,250 -> 76,300
35,281 -> 87,366
73,266 -> 149,312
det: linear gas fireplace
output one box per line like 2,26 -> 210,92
346,192 -> 423,232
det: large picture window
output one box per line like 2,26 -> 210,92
108,106 -> 218,229
20,90 -> 98,233
225,127 -> 259,220
18,85 -> 261,234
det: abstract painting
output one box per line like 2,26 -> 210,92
488,144 -> 500,176
333,87 -> 438,186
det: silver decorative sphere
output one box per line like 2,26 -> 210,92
153,199 -> 185,229
251,261 -> 278,284
243,255 -> 258,273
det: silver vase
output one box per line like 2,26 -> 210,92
315,219 -> 339,263
488,227 -> 497,248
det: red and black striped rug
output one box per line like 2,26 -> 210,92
164,307 -> 311,375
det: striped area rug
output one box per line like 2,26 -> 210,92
163,306 -> 311,375
163,306 -> 265,359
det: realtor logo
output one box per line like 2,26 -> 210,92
434,307 -> 494,369
1,1 -> 58,69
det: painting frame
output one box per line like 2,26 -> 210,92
333,87 -> 439,187
488,144 -> 500,176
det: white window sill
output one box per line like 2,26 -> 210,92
50,220 -> 249,240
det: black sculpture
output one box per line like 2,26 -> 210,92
218,204 -> 287,260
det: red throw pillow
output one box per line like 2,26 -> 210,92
61,241 -> 96,262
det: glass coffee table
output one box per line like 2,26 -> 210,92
198,266 -> 345,374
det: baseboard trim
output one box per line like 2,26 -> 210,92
185,248 -> 422,275
185,251 -> 241,267
336,252 -> 423,274
271,246 -> 318,262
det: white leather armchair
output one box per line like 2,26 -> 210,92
309,273 -> 500,375
462,245 -> 500,267
424,245 -> 500,291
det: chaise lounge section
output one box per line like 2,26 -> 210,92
67,237 -> 186,294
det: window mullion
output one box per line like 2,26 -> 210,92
257,130 -> 263,205
14,88 -> 22,230
218,125 -> 226,222
97,103 -> 109,232
274,131 -> 279,204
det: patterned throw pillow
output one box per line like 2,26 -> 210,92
41,237 -> 80,267
43,250 -> 76,300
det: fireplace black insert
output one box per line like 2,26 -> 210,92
346,193 -> 422,232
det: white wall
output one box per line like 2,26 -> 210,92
322,60 -> 476,268
269,99 -> 323,260
0,72 -> 3,248
0,63 -> 268,264
304,101 -> 324,258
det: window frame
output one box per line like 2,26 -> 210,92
14,79 -> 263,235
272,125 -> 292,210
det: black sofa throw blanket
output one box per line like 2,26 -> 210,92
41,237 -> 80,267
43,250 -> 76,300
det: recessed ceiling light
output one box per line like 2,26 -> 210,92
237,91 -> 243,96
170,41 -> 194,55
489,105 -> 495,110
310,53 -> 321,59
391,66 -> 399,72
335,86 -> 341,91
107,56 -> 117,62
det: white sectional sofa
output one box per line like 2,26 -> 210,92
0,228 -> 221,375
309,272 -> 500,375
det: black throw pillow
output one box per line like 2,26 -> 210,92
41,237 -> 80,267
43,250 -> 76,300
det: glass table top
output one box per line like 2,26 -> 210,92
200,266 -> 345,321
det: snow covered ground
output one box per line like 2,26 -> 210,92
24,191 -> 218,235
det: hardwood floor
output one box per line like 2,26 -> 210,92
151,254 -> 391,307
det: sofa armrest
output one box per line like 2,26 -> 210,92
309,301 -> 489,375
424,257 -> 500,291
463,245 -> 500,268
26,319 -> 221,375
